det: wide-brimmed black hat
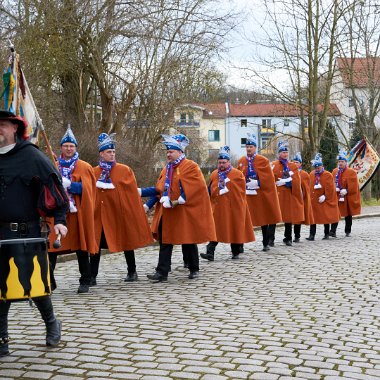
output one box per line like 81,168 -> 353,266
0,110 -> 28,139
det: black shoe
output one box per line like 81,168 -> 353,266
239,245 -> 244,253
329,232 -> 337,238
268,240 -> 275,247
322,234 -> 329,240
200,253 -> 214,261
89,277 -> 97,286
124,272 -> 138,282
231,254 -> 239,260
147,272 -> 168,282
306,236 -> 315,241
283,238 -> 292,246
77,284 -> 89,294
293,238 -> 300,243
262,246 -> 270,252
46,319 -> 61,347
188,271 -> 199,279
345,233 -> 351,237
0,338 -> 9,357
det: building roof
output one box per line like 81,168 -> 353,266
336,57 -> 380,88
177,103 -> 227,119
230,103 -> 341,117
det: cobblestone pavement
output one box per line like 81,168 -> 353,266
1,216 -> 380,380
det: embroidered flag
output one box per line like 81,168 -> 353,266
347,138 -> 380,190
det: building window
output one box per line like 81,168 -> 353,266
349,97 -> 354,107
262,119 -> 271,128
180,113 -> 187,123
241,138 -> 247,146
302,119 -> 308,128
241,119 -> 247,127
348,118 -> 356,129
188,113 -> 194,123
208,130 -> 220,142
284,119 -> 289,126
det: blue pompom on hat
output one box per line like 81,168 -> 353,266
277,140 -> 289,153
336,148 -> 347,161
218,145 -> 230,160
293,152 -> 302,163
98,133 -> 116,152
60,125 -> 78,146
246,133 -> 257,147
311,152 -> 323,167
162,134 -> 189,152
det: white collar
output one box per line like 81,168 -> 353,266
0,143 -> 16,154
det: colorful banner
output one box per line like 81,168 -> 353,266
347,138 -> 380,190
2,51 -> 42,144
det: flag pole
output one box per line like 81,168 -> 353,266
8,42 -> 57,164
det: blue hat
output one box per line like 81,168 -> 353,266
98,133 -> 116,152
60,125 -> 78,146
246,133 -> 257,147
162,134 -> 189,152
311,152 -> 323,167
293,152 -> 302,163
278,140 -> 289,153
218,146 -> 230,160
337,148 -> 347,161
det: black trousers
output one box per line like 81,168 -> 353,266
294,224 -> 301,239
268,223 -> 292,241
261,225 -> 269,247
0,295 -> 56,339
330,216 -> 353,234
267,224 -> 276,242
157,242 -> 199,276
206,241 -> 241,255
310,224 -> 330,236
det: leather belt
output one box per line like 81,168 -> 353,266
0,221 -> 39,233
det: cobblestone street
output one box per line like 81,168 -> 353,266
1,215 -> 380,379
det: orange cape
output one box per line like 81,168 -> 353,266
332,167 -> 361,217
237,155 -> 282,226
49,159 -> 98,254
209,167 -> 255,243
300,170 -> 314,225
151,159 -> 216,244
309,170 -> 340,224
272,160 -> 304,223
93,163 -> 153,252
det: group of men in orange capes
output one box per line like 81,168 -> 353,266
49,128 -> 361,288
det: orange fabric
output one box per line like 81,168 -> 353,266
237,155 -> 282,226
151,159 -> 216,245
309,170 -> 340,224
49,160 -> 98,254
332,167 -> 361,217
299,170 -> 314,225
272,160 -> 304,223
93,164 -> 154,252
209,168 -> 255,243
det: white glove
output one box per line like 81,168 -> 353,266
318,195 -> 326,203
275,180 -> 285,187
160,195 -> 172,208
336,187 -> 340,192
143,204 -> 149,213
340,189 -> 347,196
314,183 -> 322,189
246,179 -> 259,189
246,189 -> 257,195
177,195 -> 186,205
288,171 -> 294,176
62,177 -> 71,189
219,187 -> 229,195
137,188 -> 142,196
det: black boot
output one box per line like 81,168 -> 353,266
34,297 -> 61,347
306,235 -> 315,241
0,301 -> 10,356
200,252 -> 214,261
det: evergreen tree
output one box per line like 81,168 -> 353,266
320,121 -> 339,172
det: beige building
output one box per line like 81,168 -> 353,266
174,103 -> 227,164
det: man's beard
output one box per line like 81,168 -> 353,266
0,135 -> 6,146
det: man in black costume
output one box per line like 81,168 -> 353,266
0,110 -> 68,356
